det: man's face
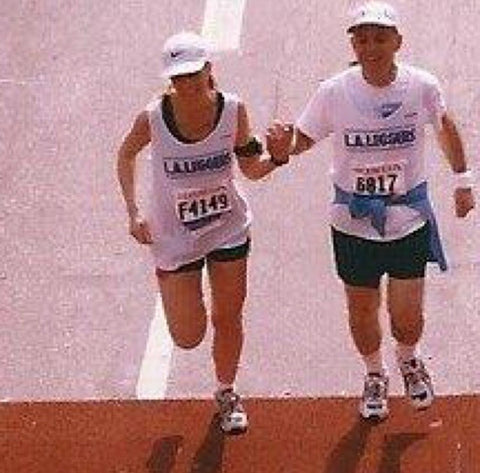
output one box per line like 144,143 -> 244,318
350,25 -> 402,73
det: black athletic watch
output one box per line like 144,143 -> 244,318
269,154 -> 289,167
234,136 -> 264,157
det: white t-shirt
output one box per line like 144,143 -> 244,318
297,63 -> 447,241
146,91 -> 251,270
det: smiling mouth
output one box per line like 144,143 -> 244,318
362,57 -> 385,66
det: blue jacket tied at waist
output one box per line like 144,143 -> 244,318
334,181 -> 447,271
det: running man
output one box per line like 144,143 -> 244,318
266,1 -> 475,419
117,31 -> 288,433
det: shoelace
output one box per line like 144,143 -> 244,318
404,369 -> 429,392
401,361 -> 431,397
218,391 -> 242,414
364,377 -> 386,402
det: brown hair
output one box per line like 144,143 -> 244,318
160,62 -> 217,97
206,62 -> 217,90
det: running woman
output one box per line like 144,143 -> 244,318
117,31 -> 288,433
266,2 -> 475,420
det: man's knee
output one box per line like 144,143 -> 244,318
390,312 -> 424,344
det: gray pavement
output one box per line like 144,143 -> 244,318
168,0 -> 480,398
1,0 -> 202,400
1,0 -> 479,401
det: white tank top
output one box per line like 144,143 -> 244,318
146,91 -> 251,270
297,64 -> 447,241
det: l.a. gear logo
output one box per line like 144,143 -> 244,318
375,102 -> 402,118
164,150 -> 232,179
344,125 -> 417,151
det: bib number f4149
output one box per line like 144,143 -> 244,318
175,185 -> 232,231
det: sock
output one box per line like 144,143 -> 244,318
362,350 -> 386,375
395,343 -> 418,366
217,382 -> 233,393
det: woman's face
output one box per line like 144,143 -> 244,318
171,63 -> 211,97
350,25 -> 402,75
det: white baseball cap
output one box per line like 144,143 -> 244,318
347,2 -> 399,33
161,31 -> 212,78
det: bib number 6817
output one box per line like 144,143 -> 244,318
355,174 -> 398,195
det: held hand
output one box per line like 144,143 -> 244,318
266,120 -> 294,164
129,215 -> 153,244
454,187 -> 475,218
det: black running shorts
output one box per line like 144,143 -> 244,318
157,238 -> 251,274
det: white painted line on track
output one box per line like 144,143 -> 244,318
201,0 -> 247,51
0,78 -> 31,86
135,293 -> 174,399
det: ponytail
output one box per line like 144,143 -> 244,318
206,62 -> 217,90
208,74 -> 217,90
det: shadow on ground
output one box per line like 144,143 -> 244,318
324,418 -> 428,473
146,413 -> 226,473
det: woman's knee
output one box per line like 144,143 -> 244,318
174,333 -> 204,350
164,304 -> 207,350
156,269 -> 207,349
169,317 -> 207,349
211,310 -> 243,334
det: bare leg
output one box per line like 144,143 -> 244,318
156,268 -> 207,349
387,277 -> 425,346
345,283 -> 389,419
207,257 -> 247,385
387,276 -> 425,365
344,284 -> 382,357
387,276 -> 433,409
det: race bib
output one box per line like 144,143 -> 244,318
175,185 -> 232,232
351,160 -> 407,196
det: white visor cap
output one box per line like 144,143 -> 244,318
347,2 -> 399,33
162,31 -> 212,78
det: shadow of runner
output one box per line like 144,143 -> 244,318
146,435 -> 184,473
190,413 -> 226,473
323,418 -> 377,473
377,432 -> 428,473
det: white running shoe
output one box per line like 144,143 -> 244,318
400,358 -> 434,410
359,372 -> 389,420
215,388 -> 248,434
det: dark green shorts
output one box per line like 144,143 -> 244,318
331,224 -> 430,288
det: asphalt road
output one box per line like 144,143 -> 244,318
2,1 -> 480,472
1,0 -> 479,402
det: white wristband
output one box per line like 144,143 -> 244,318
453,169 -> 474,189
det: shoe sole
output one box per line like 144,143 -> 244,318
360,412 -> 388,421
359,405 -> 389,421
222,427 -> 248,436
220,423 -> 248,435
411,396 -> 434,411
406,385 -> 434,410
